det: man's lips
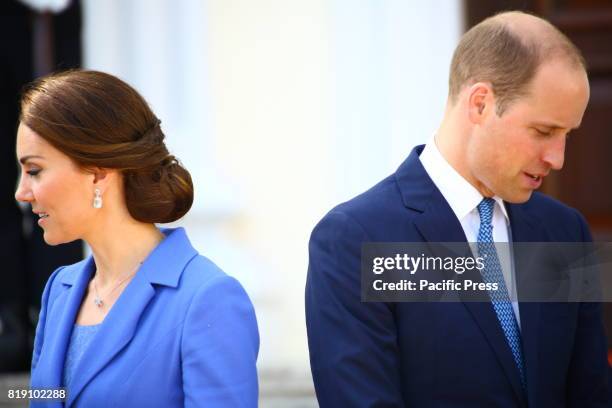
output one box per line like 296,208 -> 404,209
524,172 -> 542,182
523,172 -> 546,188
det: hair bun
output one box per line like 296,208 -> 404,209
19,70 -> 195,224
124,154 -> 193,224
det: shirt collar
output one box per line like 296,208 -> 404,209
419,136 -> 509,224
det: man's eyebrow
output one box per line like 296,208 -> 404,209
533,122 -> 580,130
19,155 -> 44,165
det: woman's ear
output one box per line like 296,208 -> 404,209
91,167 -> 119,193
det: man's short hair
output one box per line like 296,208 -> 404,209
448,11 -> 586,115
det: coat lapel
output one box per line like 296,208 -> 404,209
31,257 -> 94,393
66,227 -> 198,406
507,203 -> 548,406
395,146 -> 527,406
395,145 -> 467,244
65,266 -> 156,406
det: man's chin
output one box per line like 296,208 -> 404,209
501,189 -> 534,204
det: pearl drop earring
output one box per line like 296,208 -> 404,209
93,188 -> 103,209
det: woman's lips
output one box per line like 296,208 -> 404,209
36,212 -> 49,226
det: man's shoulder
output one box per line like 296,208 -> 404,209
516,191 -> 590,240
311,170 -> 423,242
333,175 -> 399,215
520,191 -> 581,220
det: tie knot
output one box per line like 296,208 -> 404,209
477,197 -> 496,226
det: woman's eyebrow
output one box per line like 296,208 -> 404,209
19,155 -> 45,165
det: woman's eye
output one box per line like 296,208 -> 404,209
27,169 -> 41,177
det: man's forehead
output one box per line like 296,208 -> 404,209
518,62 -> 589,123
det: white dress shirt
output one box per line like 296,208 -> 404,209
18,0 -> 70,13
419,137 -> 521,327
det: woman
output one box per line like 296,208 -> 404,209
15,70 -> 259,407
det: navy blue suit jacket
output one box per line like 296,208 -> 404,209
306,145 -> 608,407
30,227 -> 259,407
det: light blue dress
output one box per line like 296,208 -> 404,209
62,324 -> 101,388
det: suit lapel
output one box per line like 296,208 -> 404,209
395,146 -> 527,406
507,203 -> 548,405
396,145 -> 467,244
413,198 -> 467,244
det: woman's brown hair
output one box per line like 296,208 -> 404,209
19,69 -> 193,223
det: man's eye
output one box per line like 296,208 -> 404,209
27,169 -> 41,177
534,128 -> 552,136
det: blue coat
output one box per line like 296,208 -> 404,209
30,227 -> 259,407
306,145 -> 608,407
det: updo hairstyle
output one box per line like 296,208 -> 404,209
19,69 -> 193,223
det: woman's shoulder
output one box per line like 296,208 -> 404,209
178,255 -> 258,336
180,254 -> 243,294
179,255 -> 258,339
44,258 -> 90,298
55,258 -> 89,279
159,227 -> 246,291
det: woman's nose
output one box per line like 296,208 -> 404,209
15,177 -> 33,203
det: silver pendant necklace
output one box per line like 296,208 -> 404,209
93,262 -> 142,308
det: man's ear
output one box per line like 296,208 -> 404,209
467,82 -> 493,124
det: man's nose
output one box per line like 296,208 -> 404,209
542,135 -> 566,171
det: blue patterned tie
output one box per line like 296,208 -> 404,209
477,198 -> 526,391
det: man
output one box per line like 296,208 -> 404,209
306,11 -> 608,407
